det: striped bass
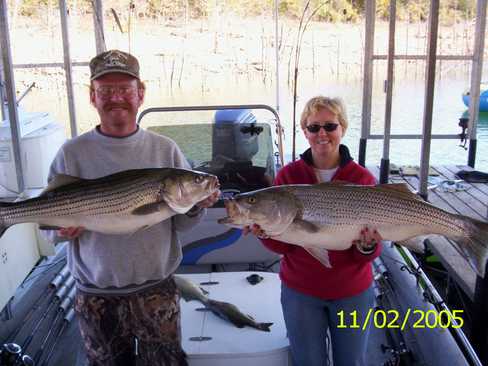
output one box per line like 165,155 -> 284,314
0,168 -> 219,237
218,182 -> 488,276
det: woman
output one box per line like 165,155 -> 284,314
247,96 -> 382,366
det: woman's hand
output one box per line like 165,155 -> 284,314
353,227 -> 382,254
58,226 -> 85,240
242,224 -> 270,239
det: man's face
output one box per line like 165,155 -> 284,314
90,73 -> 144,131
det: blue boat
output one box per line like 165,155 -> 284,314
462,83 -> 488,111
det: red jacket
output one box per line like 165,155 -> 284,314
261,145 -> 381,300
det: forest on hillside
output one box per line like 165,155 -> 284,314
10,0 -> 477,24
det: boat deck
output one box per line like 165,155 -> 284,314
367,164 -> 488,302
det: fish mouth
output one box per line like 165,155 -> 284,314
209,175 -> 220,192
218,199 -> 247,224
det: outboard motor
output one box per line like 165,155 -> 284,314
211,109 -> 268,194
212,109 -> 259,163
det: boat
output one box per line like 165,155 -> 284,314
0,104 -> 482,366
1,1 -> 487,364
462,83 -> 488,112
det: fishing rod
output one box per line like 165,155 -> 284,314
40,307 -> 75,366
399,248 -> 482,366
374,257 -> 415,366
20,275 -> 74,352
32,285 -> 76,365
4,262 -> 69,343
0,343 -> 33,366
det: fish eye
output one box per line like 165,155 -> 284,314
247,197 -> 256,204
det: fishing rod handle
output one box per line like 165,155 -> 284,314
54,276 -> 75,299
49,263 -> 70,288
64,308 -> 75,323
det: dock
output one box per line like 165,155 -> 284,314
368,164 -> 488,361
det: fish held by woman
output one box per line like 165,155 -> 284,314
218,182 -> 488,276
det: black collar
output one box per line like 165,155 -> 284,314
300,144 -> 353,168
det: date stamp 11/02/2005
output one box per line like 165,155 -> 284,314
336,309 -> 464,331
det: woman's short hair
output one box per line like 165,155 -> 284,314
300,96 -> 348,134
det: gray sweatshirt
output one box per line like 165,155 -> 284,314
48,126 -> 203,294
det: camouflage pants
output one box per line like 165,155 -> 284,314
74,277 -> 187,366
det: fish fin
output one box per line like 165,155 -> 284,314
316,181 -> 352,187
129,225 -> 150,237
396,235 -> 430,253
376,183 -> 425,201
41,174 -> 84,195
131,202 -> 168,215
304,246 -> 332,268
38,225 -> 62,231
256,322 -> 273,332
292,219 -> 320,233
199,287 -> 209,296
456,218 -> 488,277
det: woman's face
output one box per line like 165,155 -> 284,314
303,108 -> 343,158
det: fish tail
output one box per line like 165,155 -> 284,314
256,322 -> 273,332
457,217 -> 488,277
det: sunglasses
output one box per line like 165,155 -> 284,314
305,123 -> 340,133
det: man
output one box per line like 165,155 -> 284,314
48,49 -> 219,366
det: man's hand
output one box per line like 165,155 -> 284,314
353,227 -> 382,254
242,224 -> 269,239
196,190 -> 221,209
57,226 -> 85,240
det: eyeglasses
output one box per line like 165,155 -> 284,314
95,86 -> 137,98
305,123 -> 340,133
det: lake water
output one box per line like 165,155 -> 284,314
142,75 -> 488,172
17,71 -> 488,172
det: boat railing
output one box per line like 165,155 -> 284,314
137,104 -> 284,168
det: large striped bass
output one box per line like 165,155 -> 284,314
218,182 -> 488,276
0,168 -> 219,237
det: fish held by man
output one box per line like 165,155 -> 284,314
0,168 -> 219,237
218,182 -> 488,276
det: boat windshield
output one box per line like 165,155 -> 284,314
148,121 -> 276,195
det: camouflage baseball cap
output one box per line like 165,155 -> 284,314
89,49 -> 140,80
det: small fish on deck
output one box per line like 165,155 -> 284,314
173,275 -> 273,332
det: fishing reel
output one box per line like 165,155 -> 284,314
0,343 -> 33,366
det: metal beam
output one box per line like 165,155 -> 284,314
359,0 -> 375,166
0,0 -> 24,193
373,54 -> 472,61
274,0 -> 280,113
59,0 -> 77,137
92,0 -> 106,54
12,61 -> 89,69
467,0 -> 487,167
379,0 -> 396,183
418,0 -> 440,199
0,38 -> 7,121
